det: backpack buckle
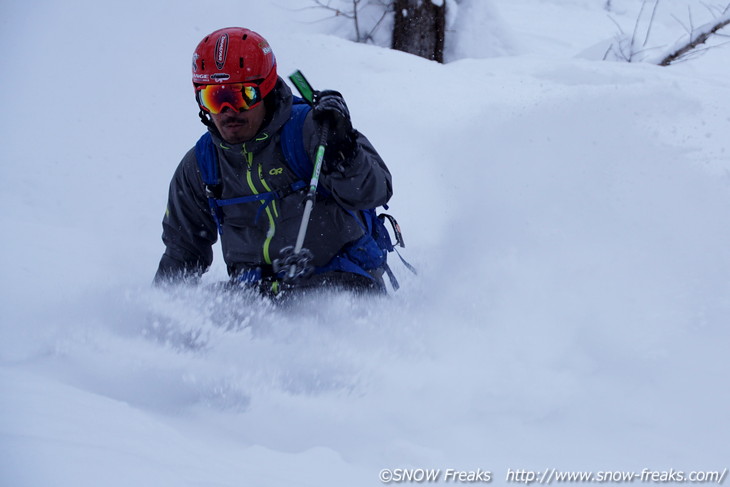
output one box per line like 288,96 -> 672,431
204,183 -> 221,199
378,213 -> 405,248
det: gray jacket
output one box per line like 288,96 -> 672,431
156,79 -> 392,281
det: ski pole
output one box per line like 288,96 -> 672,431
274,70 -> 328,282
291,118 -> 329,257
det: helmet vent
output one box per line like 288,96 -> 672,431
201,60 -> 205,70
239,57 -> 244,68
242,34 -> 248,40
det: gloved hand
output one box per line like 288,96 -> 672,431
272,246 -> 314,284
153,254 -> 204,286
312,90 -> 358,171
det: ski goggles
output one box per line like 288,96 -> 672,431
195,83 -> 263,114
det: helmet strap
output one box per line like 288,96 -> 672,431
198,109 -> 213,127
198,108 -> 226,140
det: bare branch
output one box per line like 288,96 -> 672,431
643,0 -> 661,47
630,0 -> 651,57
607,14 -> 625,35
353,0 -> 361,41
658,11 -> 730,65
361,3 -> 392,43
602,44 -> 613,61
311,0 -> 355,19
308,0 -> 393,44
700,1 -> 720,18
670,13 -> 691,35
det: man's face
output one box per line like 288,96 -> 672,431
210,103 -> 266,144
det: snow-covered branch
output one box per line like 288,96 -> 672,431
656,6 -> 730,65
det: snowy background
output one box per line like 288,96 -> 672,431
2,0 -> 730,485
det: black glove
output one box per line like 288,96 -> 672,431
312,90 -> 358,170
153,254 -> 204,286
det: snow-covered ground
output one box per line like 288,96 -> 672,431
2,0 -> 729,485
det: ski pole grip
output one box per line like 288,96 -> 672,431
289,70 -> 315,104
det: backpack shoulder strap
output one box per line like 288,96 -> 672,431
194,132 -> 220,186
280,97 -> 313,181
194,132 -> 226,234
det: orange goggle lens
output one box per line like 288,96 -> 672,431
195,83 -> 262,114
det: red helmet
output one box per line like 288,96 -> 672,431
192,27 -> 277,97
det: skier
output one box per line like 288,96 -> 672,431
154,27 -> 393,296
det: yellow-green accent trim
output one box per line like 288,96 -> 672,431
243,145 -> 277,265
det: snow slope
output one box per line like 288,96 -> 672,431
2,0 -> 729,485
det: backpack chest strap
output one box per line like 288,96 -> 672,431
205,180 -> 307,234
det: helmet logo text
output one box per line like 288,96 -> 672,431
215,33 -> 229,70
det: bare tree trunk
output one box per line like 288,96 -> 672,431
392,0 -> 446,63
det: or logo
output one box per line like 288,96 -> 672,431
192,52 -> 199,72
215,33 -> 229,69
211,73 -> 230,82
259,41 -> 272,55
269,168 -> 284,175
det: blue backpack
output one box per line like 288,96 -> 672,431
194,98 -> 414,290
